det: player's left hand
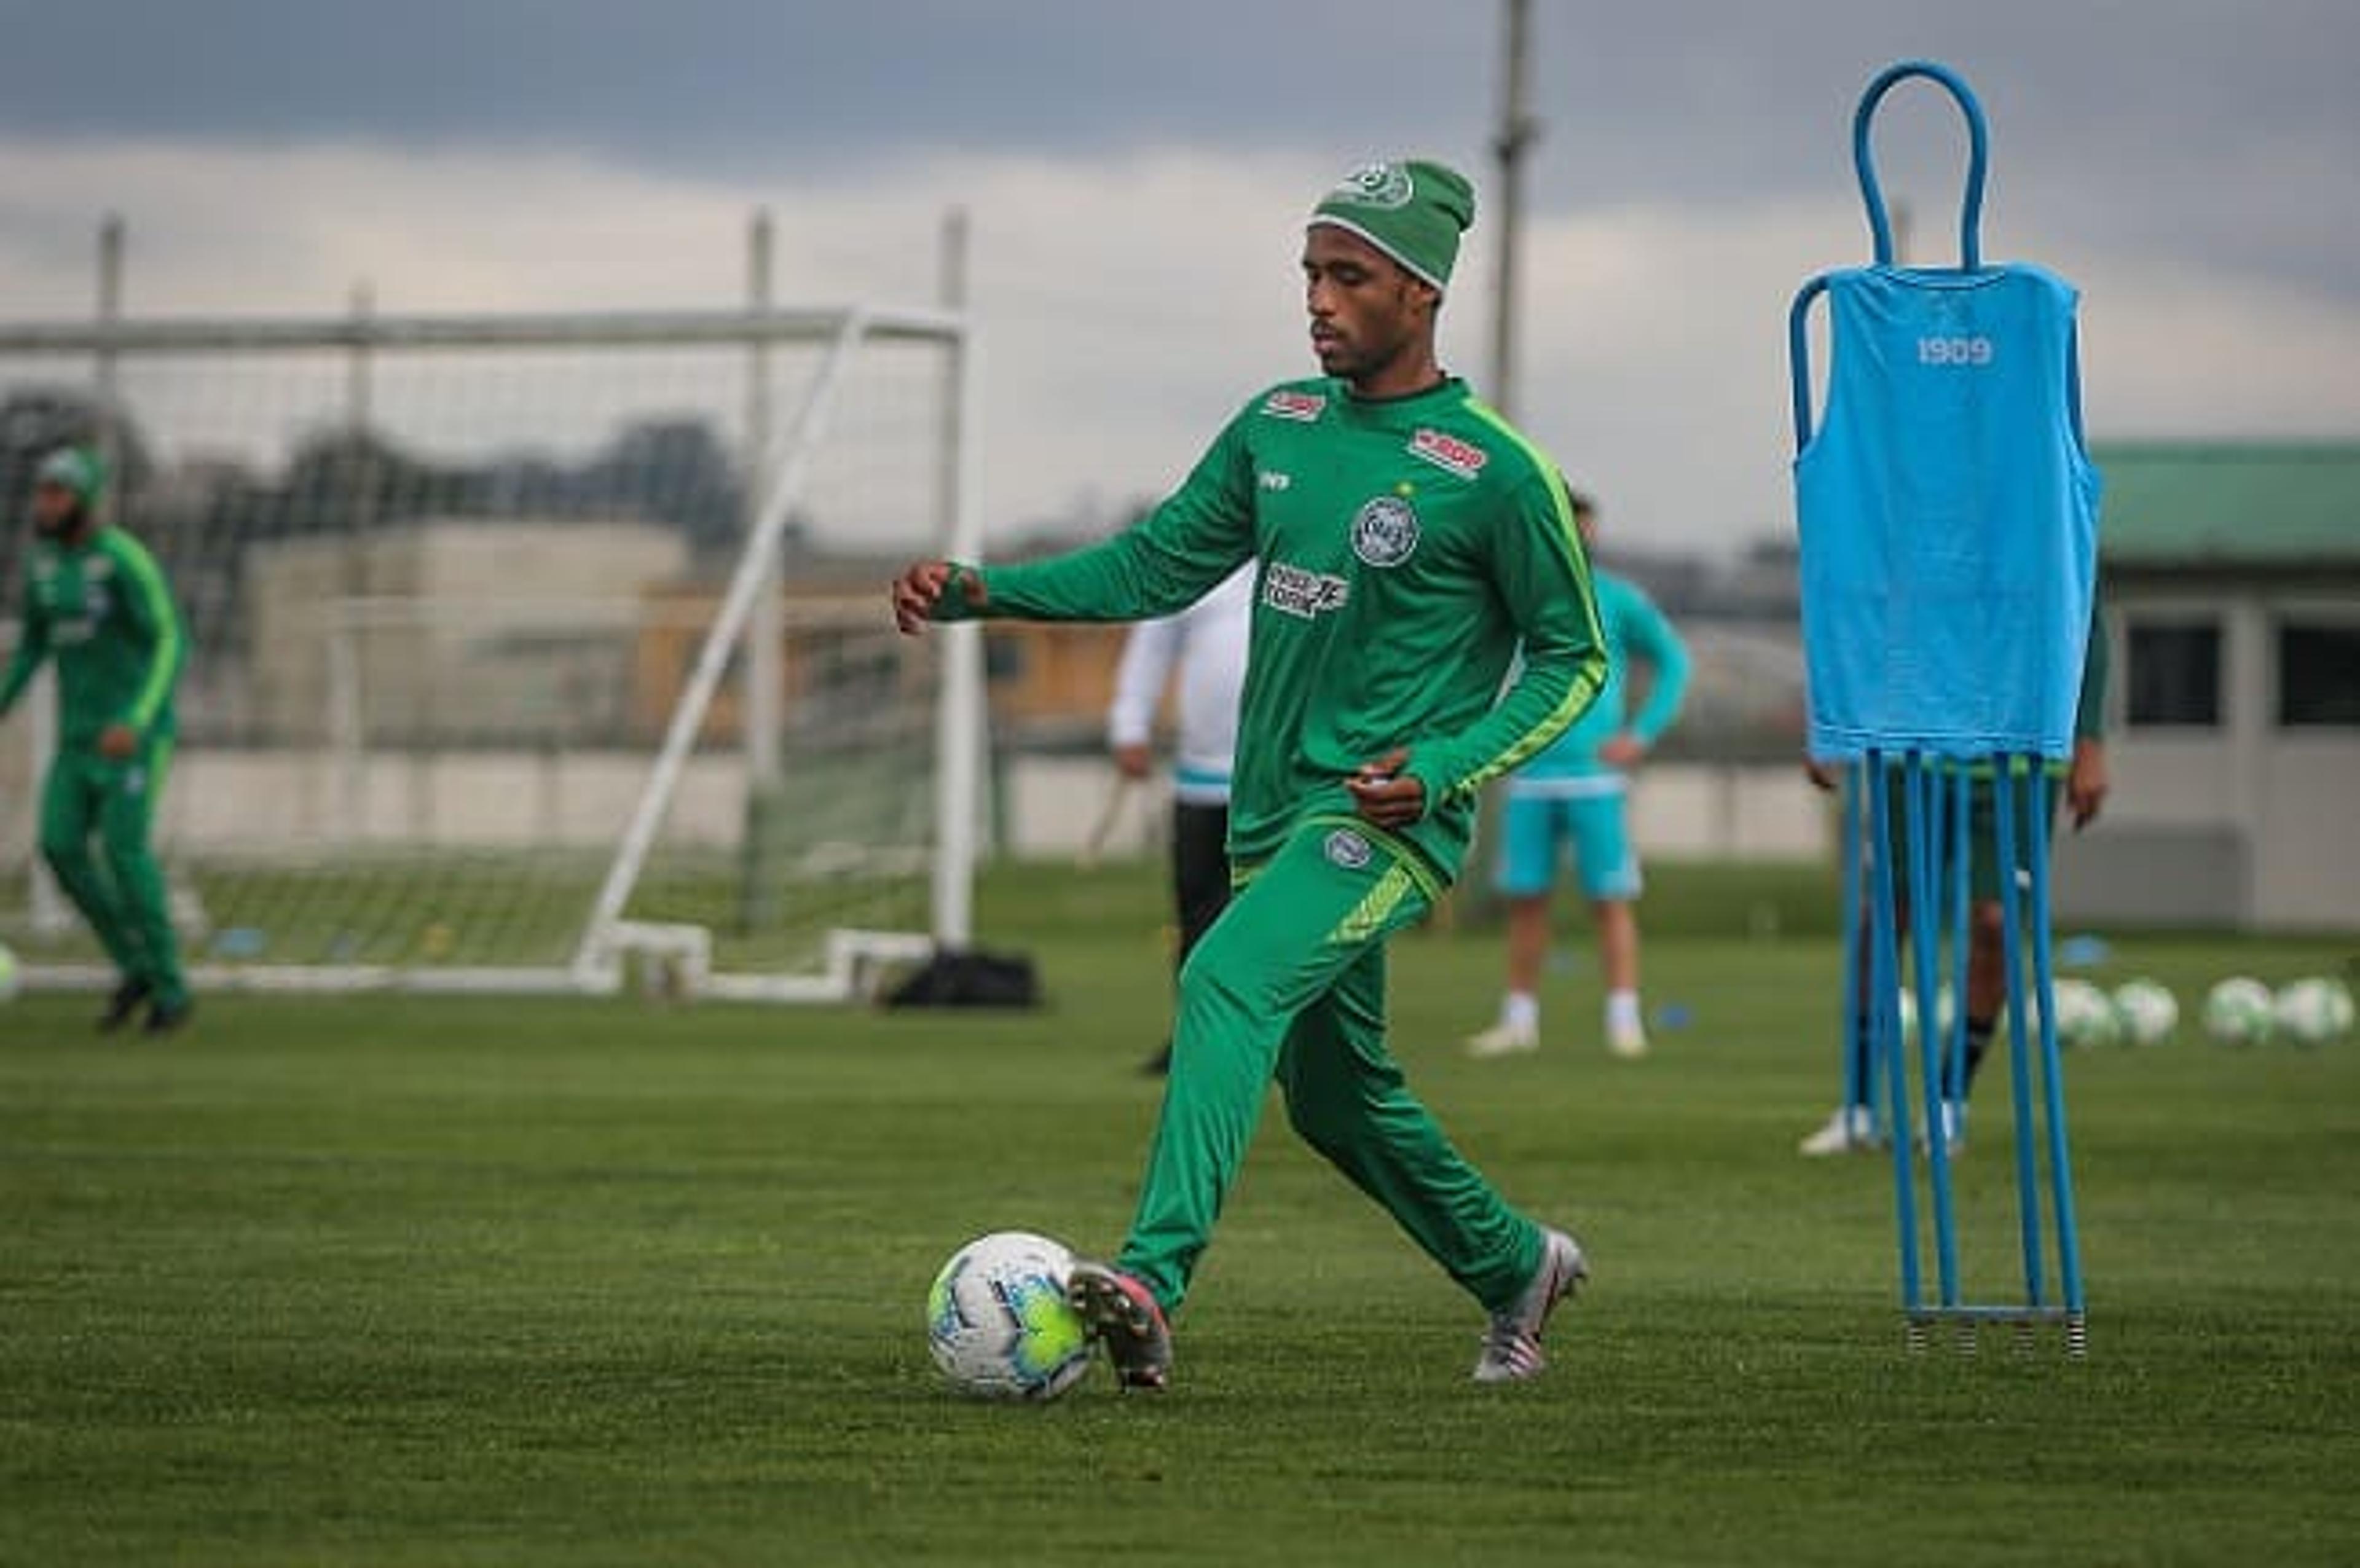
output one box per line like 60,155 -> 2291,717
2066,739 -> 2109,830
96,723 -> 137,760
1346,747 -> 1425,829
1599,734 -> 1646,768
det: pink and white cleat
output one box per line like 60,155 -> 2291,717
1066,1260 -> 1173,1392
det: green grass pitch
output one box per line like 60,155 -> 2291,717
2,861 -> 2355,1566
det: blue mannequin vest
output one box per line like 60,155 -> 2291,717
1790,66 -> 2099,761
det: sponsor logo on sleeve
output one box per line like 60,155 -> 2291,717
1260,390 -> 1328,422
1407,427 -> 1489,479
1350,495 -> 1422,568
1262,561 -> 1351,619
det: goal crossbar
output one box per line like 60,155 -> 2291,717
0,306 -> 964,356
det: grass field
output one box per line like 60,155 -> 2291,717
3,861 -> 2355,1566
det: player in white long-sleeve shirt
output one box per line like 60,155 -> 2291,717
1107,564 -> 1254,1075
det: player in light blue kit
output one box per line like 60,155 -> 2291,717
1467,490 -> 1689,1059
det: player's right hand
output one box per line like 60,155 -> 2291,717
1347,747 -> 1426,829
1112,742 -> 1153,781
2066,738 -> 2109,830
892,561 -> 967,635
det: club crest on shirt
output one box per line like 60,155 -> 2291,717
1260,390 -> 1327,422
1323,829 -> 1374,870
1351,495 -> 1420,568
1407,427 -> 1489,480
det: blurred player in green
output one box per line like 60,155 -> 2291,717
0,447 -> 192,1033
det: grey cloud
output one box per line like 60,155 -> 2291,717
4,2 -> 2354,303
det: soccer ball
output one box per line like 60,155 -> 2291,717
2110,979 -> 2179,1046
2203,978 -> 2276,1047
2050,978 -> 2120,1049
1894,984 -> 1956,1044
925,1231 -> 1093,1401
2273,978 -> 2354,1048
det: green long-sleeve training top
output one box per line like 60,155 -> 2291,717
934,375 -> 1607,887
0,527 -> 187,747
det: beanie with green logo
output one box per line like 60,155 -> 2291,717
1308,159 -> 1477,292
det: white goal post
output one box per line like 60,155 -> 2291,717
0,300 -> 987,1003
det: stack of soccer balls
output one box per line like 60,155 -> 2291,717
925,1230 -> 1093,1401
1894,978 -> 2162,1048
2204,975 -> 2356,1048
1890,974 -> 2350,1051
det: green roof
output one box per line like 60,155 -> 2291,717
2092,442 -> 2360,566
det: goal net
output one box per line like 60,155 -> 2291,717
0,305 -> 985,1001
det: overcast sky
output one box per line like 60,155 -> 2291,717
2,0 -> 2354,554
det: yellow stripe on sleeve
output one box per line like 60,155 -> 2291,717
1448,406 -> 1609,797
108,533 -> 184,732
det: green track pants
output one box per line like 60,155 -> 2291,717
1115,818 -> 1544,1317
39,737 -> 187,1009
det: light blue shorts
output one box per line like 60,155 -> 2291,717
1493,790 -> 1642,901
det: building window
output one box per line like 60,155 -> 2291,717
2126,620 -> 2222,728
2278,623 -> 2360,727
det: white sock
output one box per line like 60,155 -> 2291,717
1605,990 -> 1643,1036
1503,992 -> 1540,1033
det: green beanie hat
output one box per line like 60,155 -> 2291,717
36,447 -> 104,503
1308,159 -> 1477,291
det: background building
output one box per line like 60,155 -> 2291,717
2054,443 -> 2360,930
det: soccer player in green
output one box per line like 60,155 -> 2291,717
893,160 -> 1608,1389
0,447 -> 193,1033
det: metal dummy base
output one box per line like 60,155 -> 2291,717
1904,1306 -> 2089,1359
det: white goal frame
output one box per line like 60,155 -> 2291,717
0,303 -> 987,1003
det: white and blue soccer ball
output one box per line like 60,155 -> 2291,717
2273,978 -> 2354,1048
2110,979 -> 2179,1046
2050,978 -> 2121,1049
2203,978 -> 2277,1047
926,1230 -> 1093,1401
